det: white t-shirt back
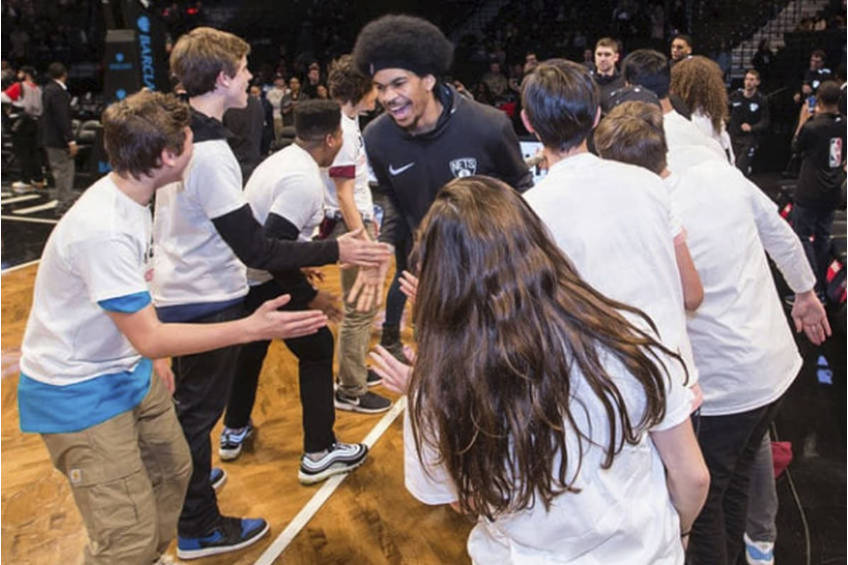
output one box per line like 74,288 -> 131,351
20,175 -> 151,385
243,143 -> 325,284
663,110 -> 726,171
524,152 -> 697,388
152,139 -> 248,307
405,351 -> 693,564
323,111 -> 374,219
665,161 -> 814,415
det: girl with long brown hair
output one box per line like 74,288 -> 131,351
372,176 -> 709,563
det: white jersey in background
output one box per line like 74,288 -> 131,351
322,111 -> 374,220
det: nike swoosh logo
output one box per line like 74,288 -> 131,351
388,162 -> 415,176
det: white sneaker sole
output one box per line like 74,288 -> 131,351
298,456 -> 368,485
333,398 -> 392,414
176,522 -> 270,560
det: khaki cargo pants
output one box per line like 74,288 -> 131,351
41,375 -> 192,564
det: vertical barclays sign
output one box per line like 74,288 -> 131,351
136,15 -> 156,90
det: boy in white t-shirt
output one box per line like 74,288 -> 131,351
323,54 -> 393,414
520,59 -> 703,409
18,90 -> 328,565
594,101 -> 830,565
221,99 -> 370,484
153,28 -> 390,560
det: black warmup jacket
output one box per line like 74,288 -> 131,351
728,89 -> 770,138
364,83 -> 533,245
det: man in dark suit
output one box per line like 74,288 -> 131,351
41,62 -> 77,213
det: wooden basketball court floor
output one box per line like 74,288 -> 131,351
1,259 -> 473,564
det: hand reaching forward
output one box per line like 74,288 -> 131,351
369,344 -> 416,395
246,294 -> 328,341
337,229 -> 392,268
790,290 -> 831,345
347,256 -> 390,312
399,270 -> 418,302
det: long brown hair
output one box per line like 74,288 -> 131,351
409,176 -> 682,520
670,55 -> 728,134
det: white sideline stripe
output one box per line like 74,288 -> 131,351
1,215 -> 59,225
1,259 -> 41,275
254,396 -> 408,565
1,194 -> 41,205
1,192 -> 11,197
13,199 -> 58,214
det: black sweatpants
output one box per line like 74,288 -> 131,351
224,279 -> 336,454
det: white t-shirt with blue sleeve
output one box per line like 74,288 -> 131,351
18,175 -> 155,433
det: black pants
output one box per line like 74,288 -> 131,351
383,233 -> 411,331
792,203 -> 836,293
172,301 -> 245,537
224,280 -> 335,454
732,136 -> 757,177
12,117 -> 43,184
688,398 -> 783,565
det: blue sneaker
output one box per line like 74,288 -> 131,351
743,532 -> 774,565
219,421 -> 255,461
209,467 -> 227,491
177,516 -> 269,560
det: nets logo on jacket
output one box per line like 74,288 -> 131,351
449,157 -> 477,178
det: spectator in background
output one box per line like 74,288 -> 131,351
222,83 -> 267,182
728,69 -> 770,176
793,49 -> 832,104
791,81 -> 846,297
302,61 -> 325,99
671,56 -> 735,163
41,61 -> 77,214
670,33 -> 693,65
751,39 -> 774,84
266,75 -> 287,141
481,57 -> 508,103
282,76 -> 304,126
590,37 -> 625,100
581,48 -> 595,71
2,65 -> 44,192
316,84 -> 329,99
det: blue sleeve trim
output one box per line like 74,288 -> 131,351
98,291 -> 151,313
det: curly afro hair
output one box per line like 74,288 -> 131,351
352,15 -> 453,78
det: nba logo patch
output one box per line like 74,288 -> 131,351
829,138 -> 843,168
449,157 -> 477,178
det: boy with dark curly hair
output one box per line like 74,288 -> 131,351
351,14 -> 532,360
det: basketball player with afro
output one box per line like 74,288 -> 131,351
351,14 -> 532,363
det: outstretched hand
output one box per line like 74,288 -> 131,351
337,229 -> 392,268
248,294 -> 328,341
369,344 -> 415,394
347,256 -> 390,312
790,290 -> 831,345
399,270 -> 419,302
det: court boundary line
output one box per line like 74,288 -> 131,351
254,395 -> 407,565
1,215 -> 60,225
1,259 -> 41,275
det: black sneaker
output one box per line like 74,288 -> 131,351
177,516 -> 269,560
366,369 -> 382,387
210,467 -> 227,491
298,442 -> 369,485
219,421 -> 255,461
334,390 -> 391,414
